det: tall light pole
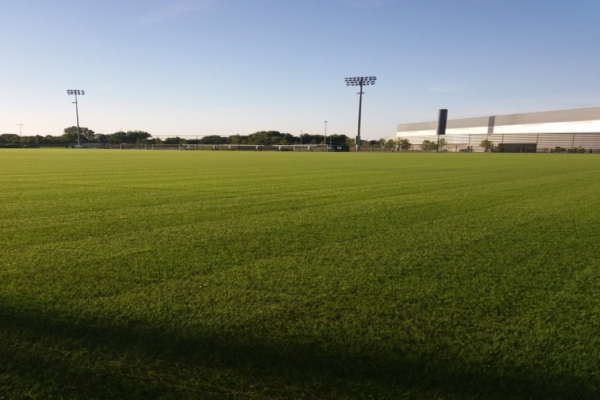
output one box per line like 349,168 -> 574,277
17,124 -> 23,147
66,89 -> 85,146
345,76 -> 376,151
324,121 -> 328,148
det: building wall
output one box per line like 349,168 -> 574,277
397,107 -> 600,137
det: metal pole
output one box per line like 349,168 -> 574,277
345,76 -> 375,151
357,80 -> 363,152
324,121 -> 328,148
74,92 -> 81,146
17,124 -> 23,147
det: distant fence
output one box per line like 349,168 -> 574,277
10,132 -> 600,153
396,132 -> 600,153
75,144 -> 336,151
52,143 -> 419,152
34,143 -> 345,152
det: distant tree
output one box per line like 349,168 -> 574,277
21,135 -> 40,145
279,133 -> 297,144
0,134 -> 21,144
480,139 -> 494,152
385,139 -> 396,148
438,138 -> 447,150
199,135 -> 229,144
164,136 -> 186,144
233,131 -> 297,145
43,135 -> 57,144
30,135 -> 43,144
398,138 -> 411,150
63,126 -> 95,143
109,131 -> 126,143
421,140 -> 437,151
328,135 -> 348,146
247,131 -> 280,145
229,134 -> 245,144
125,130 -> 151,143
94,134 -> 110,143
106,130 -> 151,144
298,133 -> 322,144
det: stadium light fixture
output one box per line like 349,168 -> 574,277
66,89 -> 85,146
345,76 -> 376,151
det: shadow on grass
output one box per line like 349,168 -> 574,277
0,305 -> 597,400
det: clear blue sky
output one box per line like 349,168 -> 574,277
2,0 -> 599,140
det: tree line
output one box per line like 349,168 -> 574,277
9,127 -> 504,151
0,127 -> 499,151
0,128 -> 152,146
0,127 -> 409,147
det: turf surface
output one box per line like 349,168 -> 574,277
1,149 -> 600,399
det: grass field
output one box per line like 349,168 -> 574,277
1,149 -> 600,399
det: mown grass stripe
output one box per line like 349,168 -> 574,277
2,150 -> 600,399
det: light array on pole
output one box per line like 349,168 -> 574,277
66,89 -> 85,146
344,76 -> 376,86
344,76 -> 376,151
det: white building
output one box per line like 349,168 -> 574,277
397,107 -> 600,152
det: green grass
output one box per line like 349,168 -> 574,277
1,149 -> 600,399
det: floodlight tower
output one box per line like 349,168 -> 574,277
66,89 -> 85,146
345,76 -> 376,151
